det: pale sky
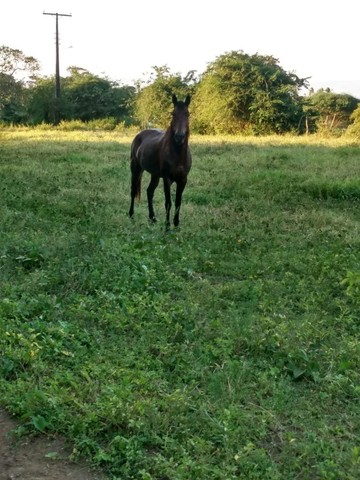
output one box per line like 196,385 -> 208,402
1,0 -> 360,98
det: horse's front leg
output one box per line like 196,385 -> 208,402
163,177 -> 172,229
147,175 -> 160,222
174,177 -> 187,227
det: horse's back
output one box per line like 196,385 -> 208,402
131,129 -> 165,173
132,129 -> 164,152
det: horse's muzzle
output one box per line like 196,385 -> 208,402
174,133 -> 186,145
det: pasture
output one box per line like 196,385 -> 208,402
0,128 -> 360,479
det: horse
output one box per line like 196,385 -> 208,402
128,94 -> 192,228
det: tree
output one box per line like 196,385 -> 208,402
345,103 -> 360,139
63,67 -> 113,121
0,46 -> 40,123
0,73 -> 24,121
192,51 -> 307,134
134,66 -> 196,128
0,45 -> 39,78
27,67 -> 136,124
305,89 -> 359,132
27,77 -> 60,124
111,84 -> 136,125
62,67 -> 135,122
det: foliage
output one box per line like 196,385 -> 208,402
345,103 -> 360,139
26,77 -> 60,124
0,46 -> 40,123
304,88 -> 359,134
0,46 -> 136,126
1,129 -> 360,479
0,44 -> 359,138
0,73 -> 28,123
63,67 -> 135,122
26,68 -> 136,125
0,45 -> 40,78
134,65 -> 196,128
192,51 -> 307,134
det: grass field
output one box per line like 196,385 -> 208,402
1,128 -> 360,479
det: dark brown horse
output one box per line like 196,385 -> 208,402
128,94 -> 192,228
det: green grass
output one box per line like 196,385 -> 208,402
1,128 -> 360,479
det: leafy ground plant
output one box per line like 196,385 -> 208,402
0,129 -> 360,479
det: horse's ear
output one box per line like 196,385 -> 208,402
172,94 -> 178,106
185,95 -> 191,106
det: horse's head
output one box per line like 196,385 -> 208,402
171,94 -> 191,147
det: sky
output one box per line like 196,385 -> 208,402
1,0 -> 360,98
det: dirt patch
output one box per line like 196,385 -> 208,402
0,409 -> 106,480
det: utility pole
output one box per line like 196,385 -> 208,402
43,12 -> 72,125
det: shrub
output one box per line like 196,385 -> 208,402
345,103 -> 360,139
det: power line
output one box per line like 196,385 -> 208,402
43,12 -> 72,125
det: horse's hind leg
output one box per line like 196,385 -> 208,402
147,175 -> 160,222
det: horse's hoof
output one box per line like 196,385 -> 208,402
149,217 -> 157,224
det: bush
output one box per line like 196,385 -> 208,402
57,118 -> 118,131
87,117 -> 117,130
57,120 -> 88,131
345,103 -> 360,139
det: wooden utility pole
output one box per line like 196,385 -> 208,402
43,12 -> 72,125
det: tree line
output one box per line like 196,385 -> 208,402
1,45 -> 360,136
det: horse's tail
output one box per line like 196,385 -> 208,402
135,173 -> 142,201
130,139 -> 142,201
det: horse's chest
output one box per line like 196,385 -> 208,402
163,162 -> 187,181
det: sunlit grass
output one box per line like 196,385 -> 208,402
2,125 -> 360,146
